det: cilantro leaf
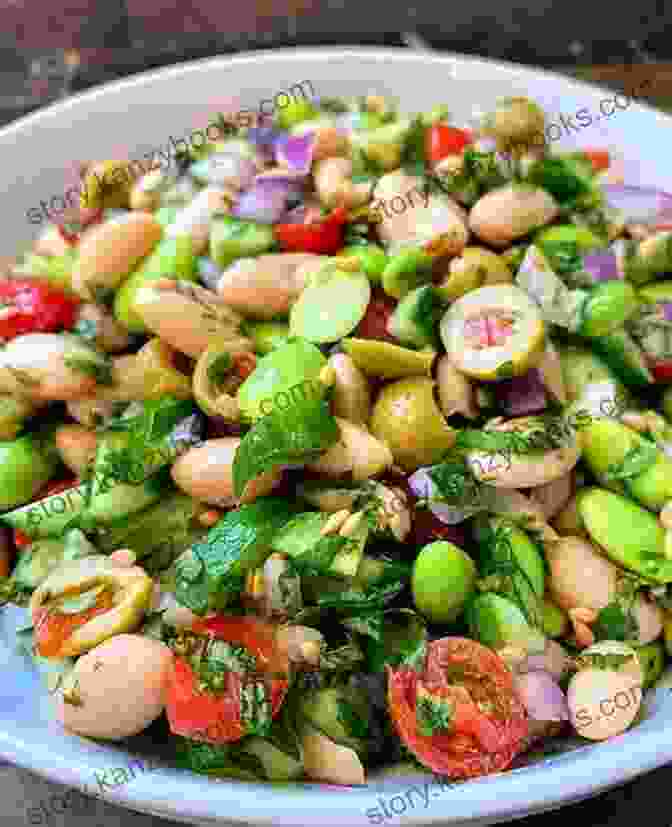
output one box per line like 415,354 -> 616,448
232,398 -> 339,498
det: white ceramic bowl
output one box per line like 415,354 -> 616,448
1,47 -> 672,826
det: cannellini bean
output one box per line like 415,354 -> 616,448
75,303 -> 132,353
133,281 -> 252,359
305,124 -> 349,162
67,396 -> 119,427
72,212 -> 162,299
469,184 -> 559,247
546,535 -> 663,644
129,169 -> 167,211
328,353 -> 371,425
171,436 -> 281,506
55,424 -> 98,475
275,624 -> 323,667
567,643 -> 643,742
313,157 -> 371,209
57,634 -> 173,740
373,170 -> 469,256
0,333 -> 97,402
529,470 -> 574,520
436,354 -> 478,419
307,417 -> 393,481
34,224 -> 72,258
302,729 -> 365,786
216,253 -> 324,319
165,185 -> 234,255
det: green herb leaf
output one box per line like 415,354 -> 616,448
495,360 -> 515,379
337,698 -> 370,739
526,158 -> 593,208
400,116 -> 428,176
63,353 -> 113,385
416,691 -> 454,737
592,603 -> 639,643
207,352 -> 233,387
232,398 -> 339,498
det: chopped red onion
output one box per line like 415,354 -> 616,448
274,132 -> 316,175
662,303 -> 672,322
603,184 -> 672,225
282,204 -> 309,224
231,177 -> 295,224
498,368 -> 548,416
582,249 -> 620,283
514,671 -> 569,722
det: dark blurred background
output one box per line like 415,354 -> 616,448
0,0 -> 671,126
1,1 -> 672,825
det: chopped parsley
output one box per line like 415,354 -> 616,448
416,688 -> 454,737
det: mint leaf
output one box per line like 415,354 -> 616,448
232,399 -> 339,498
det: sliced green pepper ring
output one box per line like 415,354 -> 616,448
193,342 -> 240,420
439,284 -> 545,380
30,556 -> 153,657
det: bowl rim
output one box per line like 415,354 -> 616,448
1,45 -> 672,826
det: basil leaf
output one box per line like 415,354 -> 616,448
232,398 -> 339,498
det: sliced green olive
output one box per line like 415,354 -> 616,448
341,338 -> 435,379
193,344 -> 240,420
440,284 -> 545,380
369,376 -> 455,471
30,556 -> 153,656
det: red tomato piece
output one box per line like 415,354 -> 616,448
274,206 -> 348,254
426,125 -> 473,165
33,591 -> 114,658
355,290 -> 398,343
166,615 -> 289,744
0,280 -> 80,342
13,478 -> 78,549
650,358 -> 672,383
388,637 -> 529,779
12,529 -> 32,550
582,149 -> 611,173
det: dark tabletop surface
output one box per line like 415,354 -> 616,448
1,4 -> 672,824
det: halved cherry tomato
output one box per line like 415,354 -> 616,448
582,149 -> 611,173
650,358 -> 672,383
274,206 -> 348,254
354,289 -> 398,343
388,637 -> 529,779
0,280 -> 80,342
33,590 -> 114,658
12,529 -> 32,550
425,125 -> 473,165
166,615 -> 289,744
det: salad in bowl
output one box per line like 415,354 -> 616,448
1,88 -> 672,788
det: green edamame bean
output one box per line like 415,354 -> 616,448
246,321 -> 291,355
578,487 -> 672,583
0,434 -> 59,511
577,281 -> 639,338
635,640 -> 665,689
381,247 -> 433,300
339,244 -> 388,283
412,541 -> 476,624
466,592 -> 546,653
581,418 -> 672,511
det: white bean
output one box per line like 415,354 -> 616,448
567,664 -> 642,741
57,634 -> 173,740
469,184 -> 558,247
171,436 -> 281,506
302,730 -> 365,785
216,253 -> 324,319
313,157 -> 371,209
307,418 -> 393,481
72,212 -> 162,298
373,169 -> 469,255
